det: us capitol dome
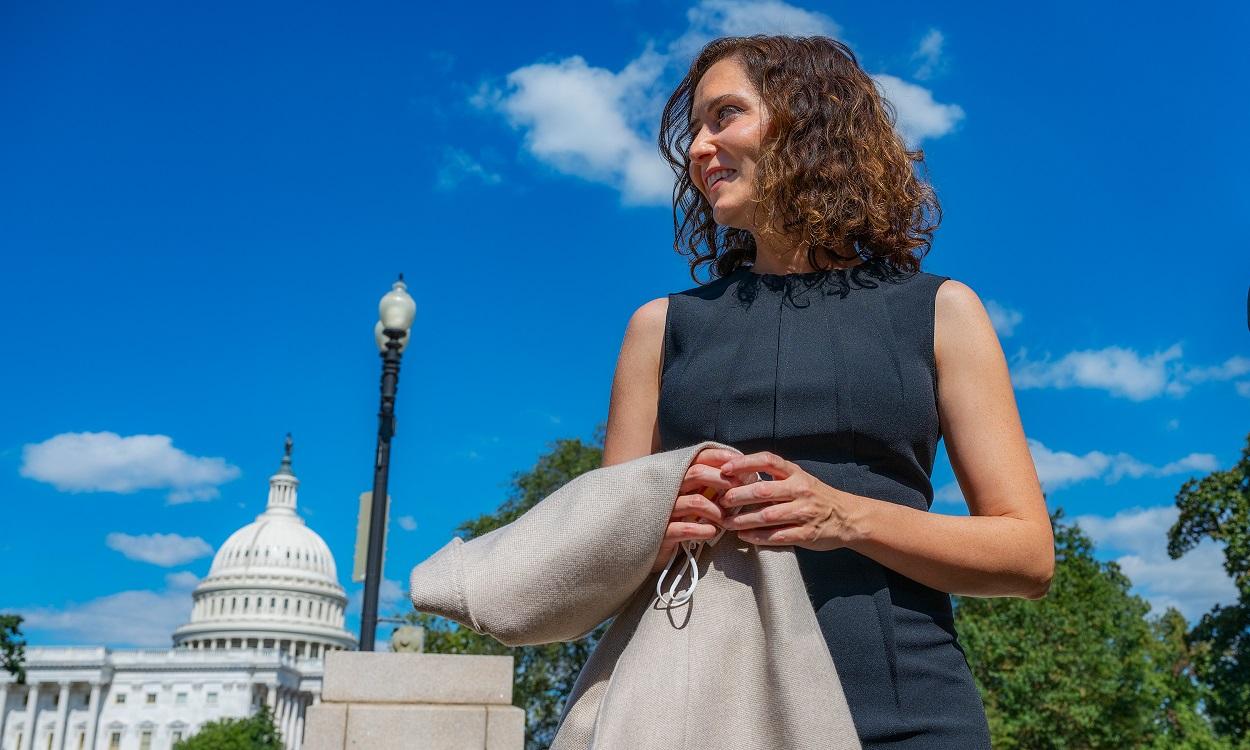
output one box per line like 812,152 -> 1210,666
172,435 -> 356,656
1,436 -> 358,750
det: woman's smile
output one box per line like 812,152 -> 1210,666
708,169 -> 737,192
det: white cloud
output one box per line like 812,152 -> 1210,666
1072,505 -> 1237,621
870,73 -> 965,147
933,481 -> 965,506
19,572 -> 199,647
1238,381 -> 1250,398
1011,345 -> 1250,401
20,432 -> 240,503
396,515 -> 418,532
984,299 -> 1023,337
435,146 -> 501,190
911,28 -> 944,81
935,438 -> 1218,505
1010,344 -> 1184,401
475,0 -> 961,205
1028,438 -> 1217,491
1181,355 -> 1250,384
165,571 -> 200,589
106,532 -> 214,567
483,49 -> 673,205
347,578 -> 405,617
671,0 -> 841,61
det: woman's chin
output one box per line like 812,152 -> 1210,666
712,204 -> 741,228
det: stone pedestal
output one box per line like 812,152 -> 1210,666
302,652 -> 524,750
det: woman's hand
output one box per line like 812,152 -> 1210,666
712,451 -> 865,552
649,448 -> 746,574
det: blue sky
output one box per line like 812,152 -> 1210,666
2,0 -> 1247,648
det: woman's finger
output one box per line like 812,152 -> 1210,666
680,462 -> 744,495
672,492 -> 725,526
666,520 -> 720,543
719,451 -> 799,481
691,447 -> 742,468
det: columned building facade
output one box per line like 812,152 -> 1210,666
1,439 -> 357,750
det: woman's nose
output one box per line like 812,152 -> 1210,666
688,132 -> 715,162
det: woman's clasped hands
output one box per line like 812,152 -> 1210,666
652,448 -> 861,572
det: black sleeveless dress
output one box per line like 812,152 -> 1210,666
658,257 -> 992,749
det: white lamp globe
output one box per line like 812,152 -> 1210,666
378,277 -> 416,332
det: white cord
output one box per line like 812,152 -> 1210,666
655,486 -> 731,607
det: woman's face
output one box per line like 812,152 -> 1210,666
687,56 -> 769,231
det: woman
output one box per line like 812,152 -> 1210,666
602,35 -> 1054,748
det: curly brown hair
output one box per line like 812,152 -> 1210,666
658,35 -> 942,282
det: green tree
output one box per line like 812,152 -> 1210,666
397,425 -> 611,750
1168,432 -> 1250,746
954,508 -> 1227,749
1,614 -> 25,683
172,704 -> 282,750
1148,607 -> 1232,749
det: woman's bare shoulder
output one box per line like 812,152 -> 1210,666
933,279 -> 993,369
602,297 -> 669,466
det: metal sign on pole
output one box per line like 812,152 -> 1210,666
353,491 -> 390,584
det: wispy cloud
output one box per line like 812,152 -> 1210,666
1182,355 -> 1250,385
869,74 -> 965,147
347,578 -> 405,616
1010,345 -> 1248,401
1010,344 -> 1183,401
106,532 -> 214,567
435,146 -> 502,190
1072,505 -> 1237,621
20,432 -> 240,503
935,438 -> 1218,505
475,49 -> 673,205
473,0 -> 962,204
910,28 -> 944,81
984,299 -> 1023,337
1028,438 -> 1218,491
396,515 -> 418,532
19,572 -> 199,647
671,0 -> 841,59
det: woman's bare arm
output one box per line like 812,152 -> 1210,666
846,280 -> 1055,598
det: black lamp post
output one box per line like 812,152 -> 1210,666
359,275 -> 415,651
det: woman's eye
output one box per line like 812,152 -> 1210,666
717,105 -> 739,121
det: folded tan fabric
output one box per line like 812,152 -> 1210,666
409,440 -> 861,750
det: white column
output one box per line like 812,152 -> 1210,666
293,695 -> 306,750
276,690 -> 290,747
51,683 -> 70,750
19,683 -> 37,750
284,694 -> 298,750
286,692 -> 298,750
85,684 -> 101,750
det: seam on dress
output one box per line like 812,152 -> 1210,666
930,276 -> 951,438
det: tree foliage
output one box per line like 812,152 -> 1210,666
172,704 -> 283,750
0,614 -> 25,683
955,508 -> 1228,748
399,424 -> 611,750
1167,432 -> 1250,744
